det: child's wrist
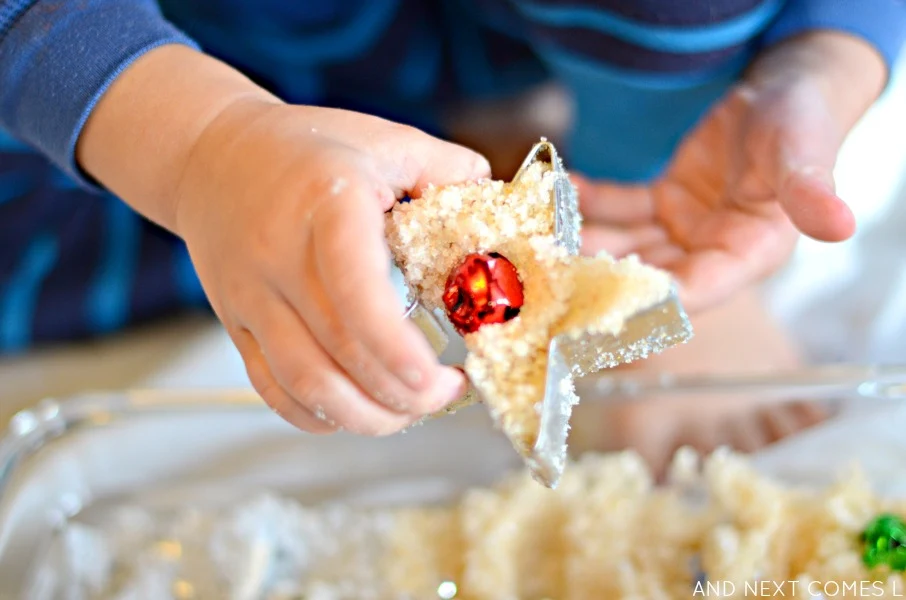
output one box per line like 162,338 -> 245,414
76,44 -> 280,232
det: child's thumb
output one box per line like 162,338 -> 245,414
366,124 -> 491,199
777,166 -> 854,242
766,89 -> 856,242
407,136 -> 492,198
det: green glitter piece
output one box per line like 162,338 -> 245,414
861,514 -> 906,571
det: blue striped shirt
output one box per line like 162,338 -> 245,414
0,0 -> 904,353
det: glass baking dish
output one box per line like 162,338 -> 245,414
1,365 -> 905,599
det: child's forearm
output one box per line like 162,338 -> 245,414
76,44 -> 281,234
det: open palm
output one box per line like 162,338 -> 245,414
576,78 -> 856,312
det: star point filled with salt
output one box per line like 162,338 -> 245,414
386,146 -> 686,468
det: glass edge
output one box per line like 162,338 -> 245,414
0,389 -> 264,511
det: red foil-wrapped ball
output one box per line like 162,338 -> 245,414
442,252 -> 524,335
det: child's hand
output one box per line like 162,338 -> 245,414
76,46 -> 488,436
576,32 -> 886,313
570,288 -> 828,480
172,102 -> 487,435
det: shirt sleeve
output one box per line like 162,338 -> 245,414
761,0 -> 906,71
0,0 -> 200,189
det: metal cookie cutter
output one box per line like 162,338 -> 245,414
402,139 -> 694,488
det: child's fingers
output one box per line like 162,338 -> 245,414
312,192 -> 467,407
725,415 -> 770,453
282,231 -> 460,417
761,404 -> 804,442
666,250 -> 754,313
573,174 -> 656,225
579,223 -> 668,258
635,243 -> 687,269
243,295 -> 417,436
781,400 -> 830,431
230,327 -> 338,435
674,420 -> 722,459
668,228 -> 794,313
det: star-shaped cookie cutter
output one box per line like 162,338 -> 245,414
401,140 -> 693,488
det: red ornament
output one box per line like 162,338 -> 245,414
442,252 -> 524,335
